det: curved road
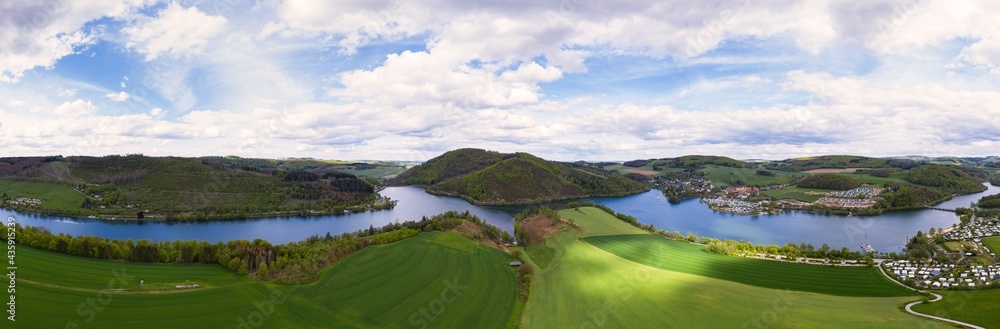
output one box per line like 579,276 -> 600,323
877,262 -> 986,329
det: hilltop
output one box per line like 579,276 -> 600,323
391,149 -> 648,205
0,154 -> 397,220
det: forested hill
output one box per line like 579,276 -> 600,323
0,155 -> 387,220
391,149 -> 649,205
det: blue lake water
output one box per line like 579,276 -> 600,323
4,184 -> 997,252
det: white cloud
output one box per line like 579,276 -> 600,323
0,0 -> 149,83
105,91 -> 131,102
58,89 -> 78,97
53,99 -> 98,117
124,2 -> 228,61
149,107 -> 163,116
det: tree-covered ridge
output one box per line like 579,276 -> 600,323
905,164 -> 988,195
393,149 -> 648,205
978,194 -> 1000,208
991,174 -> 1000,187
0,154 -> 386,220
665,155 -> 749,168
796,174 -> 863,190
767,155 -> 923,171
875,182 -> 945,210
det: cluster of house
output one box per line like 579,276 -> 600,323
5,197 -> 43,206
661,177 -> 713,193
827,186 -> 883,198
883,260 -> 1000,289
812,187 -> 884,208
724,186 -> 760,197
815,197 -> 877,208
701,197 -> 762,215
941,219 -> 1000,242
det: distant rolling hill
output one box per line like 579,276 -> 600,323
391,149 -> 649,205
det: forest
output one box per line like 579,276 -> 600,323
905,164 -> 988,195
0,154 -> 387,220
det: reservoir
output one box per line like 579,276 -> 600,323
4,183 -> 997,252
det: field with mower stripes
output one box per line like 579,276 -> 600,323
16,231 -> 517,328
585,234 -> 914,297
520,207 -> 941,329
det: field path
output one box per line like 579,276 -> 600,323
877,263 -> 986,329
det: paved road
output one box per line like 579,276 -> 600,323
877,263 -> 986,329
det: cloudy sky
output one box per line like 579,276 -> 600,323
1,0 -> 999,161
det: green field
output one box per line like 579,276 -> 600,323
0,179 -> 84,211
912,289 -> 1000,328
586,234 -> 914,297
762,186 -> 830,202
16,231 -> 518,328
335,165 -> 408,179
700,165 -> 804,186
521,207 -> 941,328
982,236 -> 1000,254
840,171 -> 910,187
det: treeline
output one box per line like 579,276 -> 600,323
9,211 -> 508,283
875,182 -> 945,210
705,240 -> 869,262
796,174 -> 862,190
856,168 -> 897,177
991,174 -> 1000,187
977,194 -> 1000,208
905,164 -> 987,195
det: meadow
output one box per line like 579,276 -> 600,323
911,289 -> 1000,328
586,234 -> 914,297
520,207 -> 942,328
981,236 -> 1000,255
15,231 -> 518,328
0,179 -> 84,211
762,186 -> 829,202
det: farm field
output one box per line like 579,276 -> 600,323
700,165 -> 804,186
0,179 -> 84,211
762,186 -> 831,202
521,207 -> 940,328
911,289 -> 1000,328
16,231 -> 518,328
840,171 -> 910,187
586,234 -> 914,297
334,165 -> 408,179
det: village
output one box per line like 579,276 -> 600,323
3,197 -> 43,207
882,260 -> 999,289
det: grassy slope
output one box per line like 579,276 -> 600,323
700,165 -> 803,186
586,234 -> 914,297
16,232 -> 517,329
522,207 -> 941,329
762,186 -> 830,202
0,179 -> 84,211
912,289 -> 1000,328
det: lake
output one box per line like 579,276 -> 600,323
4,184 -> 997,252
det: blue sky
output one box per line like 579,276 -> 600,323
2,0 -> 1000,161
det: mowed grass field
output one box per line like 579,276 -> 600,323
521,207 -> 942,329
585,234 -> 914,297
0,179 -> 84,211
16,231 -> 518,328
981,236 -> 1000,254
762,186 -> 827,202
700,165 -> 804,186
912,289 -> 1000,328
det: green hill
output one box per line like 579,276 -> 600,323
905,164 -> 987,195
666,155 -> 749,168
392,149 -> 648,205
0,154 -> 387,219
796,174 -> 863,190
767,155 -> 923,171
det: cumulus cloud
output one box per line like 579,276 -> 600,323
105,91 -> 131,102
124,2 -> 228,61
53,99 -> 98,117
